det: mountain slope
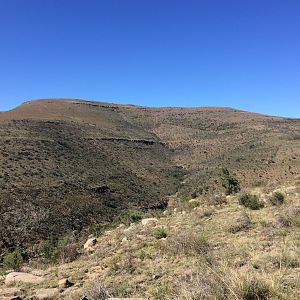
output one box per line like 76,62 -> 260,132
0,99 -> 299,250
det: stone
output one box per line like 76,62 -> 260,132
33,288 -> 59,299
141,218 -> 158,226
0,288 -> 23,298
5,272 -> 45,285
31,270 -> 49,277
58,278 -> 74,289
84,237 -> 97,249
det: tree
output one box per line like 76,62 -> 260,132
220,168 -> 240,195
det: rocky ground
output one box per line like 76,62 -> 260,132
0,178 -> 300,300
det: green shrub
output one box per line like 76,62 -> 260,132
3,248 -> 23,271
269,192 -> 284,206
238,194 -> 264,210
220,168 -> 240,195
152,227 -> 167,239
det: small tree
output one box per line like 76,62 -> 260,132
220,168 -> 240,195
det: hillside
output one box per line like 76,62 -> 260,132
0,99 -> 299,251
0,179 -> 299,299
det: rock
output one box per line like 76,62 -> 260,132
33,288 -> 59,299
58,278 -> 74,289
117,224 -> 126,229
121,237 -> 128,244
5,272 -> 45,285
83,237 -> 97,251
0,288 -> 23,298
124,224 -> 135,232
31,270 -> 49,277
141,218 -> 158,226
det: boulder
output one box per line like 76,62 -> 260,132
83,237 -> 97,250
33,288 -> 59,299
5,272 -> 45,285
0,287 -> 23,298
58,278 -> 74,289
141,218 -> 158,226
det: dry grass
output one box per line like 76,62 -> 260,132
1,180 -> 299,299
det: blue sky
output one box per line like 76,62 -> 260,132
0,0 -> 299,117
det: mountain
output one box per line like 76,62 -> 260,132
0,99 -> 299,250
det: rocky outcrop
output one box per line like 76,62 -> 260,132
5,272 -> 45,285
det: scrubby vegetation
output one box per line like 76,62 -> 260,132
269,191 -> 285,206
238,193 -> 264,210
3,248 -> 23,271
220,167 -> 241,195
0,180 -> 299,299
0,99 -> 299,299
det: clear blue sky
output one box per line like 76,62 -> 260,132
0,0 -> 299,117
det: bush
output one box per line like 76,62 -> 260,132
38,238 -> 57,263
57,241 -> 79,263
166,231 -> 209,256
152,228 -> 167,239
195,234 -> 210,254
238,277 -> 272,300
220,168 -> 240,195
207,194 -> 227,206
84,279 -> 112,300
269,192 -> 284,206
3,248 -> 23,271
238,194 -> 264,210
275,205 -> 300,227
37,236 -> 79,264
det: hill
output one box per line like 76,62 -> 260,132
0,99 -> 299,250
